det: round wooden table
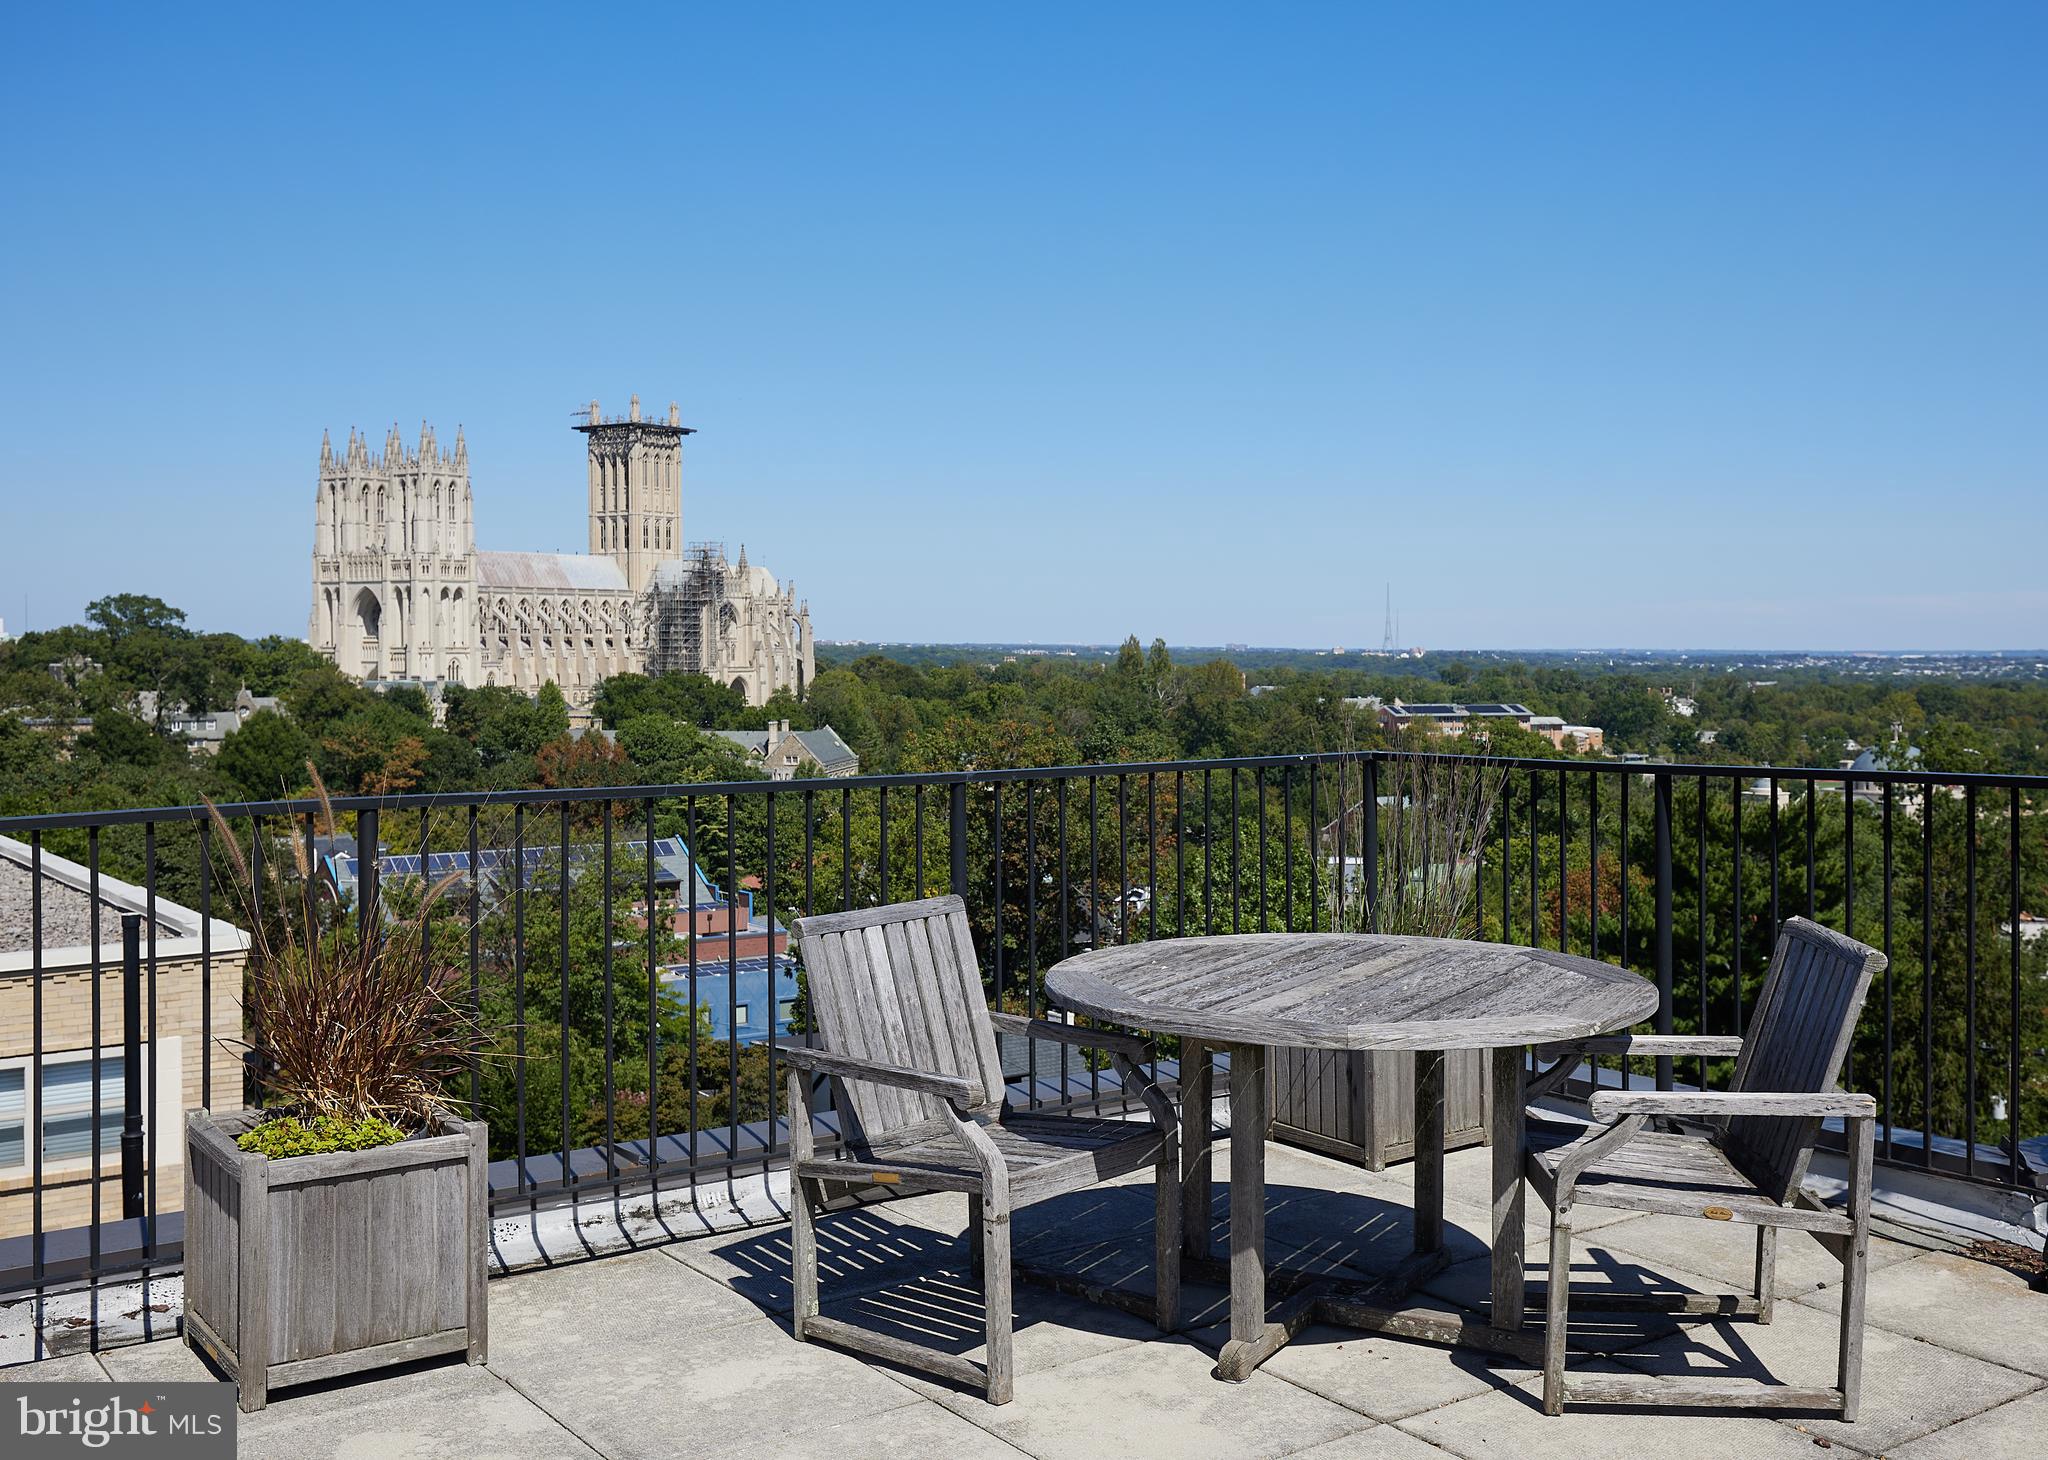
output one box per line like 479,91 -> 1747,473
1047,933 -> 1660,1381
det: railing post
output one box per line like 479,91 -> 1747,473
1362,757 -> 1381,933
120,913 -> 145,1221
1653,771 -> 1674,1091
357,805 -> 379,942
949,779 -> 969,902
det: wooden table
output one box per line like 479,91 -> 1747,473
1045,933 -> 1660,1381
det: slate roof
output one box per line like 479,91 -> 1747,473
713,725 -> 859,774
475,552 -> 630,593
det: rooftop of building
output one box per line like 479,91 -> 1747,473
474,550 -> 630,593
15,1133 -> 2042,1460
0,835 -> 249,976
714,723 -> 860,772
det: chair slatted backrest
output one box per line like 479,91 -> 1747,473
1724,916 -> 1885,1204
793,895 -> 1006,1145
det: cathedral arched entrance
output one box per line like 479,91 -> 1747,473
345,588 -> 383,677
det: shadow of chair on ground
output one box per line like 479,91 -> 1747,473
701,1179 -> 1751,1394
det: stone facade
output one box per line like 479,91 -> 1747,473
473,551 -> 635,701
309,396 -> 814,707
310,423 -> 480,686
642,544 -> 815,706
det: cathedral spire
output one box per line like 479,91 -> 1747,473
419,420 -> 437,462
737,542 -> 748,570
320,428 -> 333,469
452,425 -> 467,467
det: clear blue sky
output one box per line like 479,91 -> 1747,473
2,4 -> 2042,651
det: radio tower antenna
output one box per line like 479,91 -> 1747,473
1381,584 -> 1394,655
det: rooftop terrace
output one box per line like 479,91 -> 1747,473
7,1135 -> 2041,1460
0,749 -> 2041,1455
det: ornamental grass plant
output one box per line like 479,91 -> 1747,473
206,764 -> 481,1156
1353,749 -> 1509,938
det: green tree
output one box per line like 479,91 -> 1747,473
534,682 -> 571,741
78,708 -> 178,768
85,593 -> 187,643
215,708 -> 313,800
591,672 -> 746,729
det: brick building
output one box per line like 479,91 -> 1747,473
0,836 -> 246,1241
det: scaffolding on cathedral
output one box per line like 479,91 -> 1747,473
640,542 -> 728,678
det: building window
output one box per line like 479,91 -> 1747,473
776,999 -> 797,1024
0,1068 -> 19,1168
732,1004 -> 750,1027
0,1052 -> 129,1173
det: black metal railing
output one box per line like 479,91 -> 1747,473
0,748 -> 2041,1356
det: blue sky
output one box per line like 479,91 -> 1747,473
2,4 -> 2042,651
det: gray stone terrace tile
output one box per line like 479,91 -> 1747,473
1416,1249 -> 1692,1356
0,1352 -> 110,1382
238,1363 -> 603,1460
489,1245 -> 768,1353
742,1398 -> 1042,1459
930,1335 -> 1378,1460
1797,1250 -> 2048,1380
670,1202 -> 971,1316
1611,1284 -> 2040,1455
1018,1167 -> 1490,1283
93,1321 -> 603,1456
1392,1368 -> 1828,1460
96,1335 -> 220,1384
1282,1427 -> 1463,1459
1587,1211 -> 1920,1300
489,1265 -> 925,1459
1,1139 -> 2035,1459
1194,1321 -> 1534,1424
1891,1386 -> 2048,1459
839,1270 -> 1161,1401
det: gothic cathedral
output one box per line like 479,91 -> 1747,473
309,397 -> 814,707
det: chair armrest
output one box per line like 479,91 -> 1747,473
1588,1089 -> 1877,1120
1534,1034 -> 1747,1061
988,1011 -> 1153,1061
781,1045 -> 983,1106
987,1014 -> 1176,1139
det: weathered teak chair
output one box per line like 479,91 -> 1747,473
783,895 -> 1181,1404
1521,916 -> 1884,1418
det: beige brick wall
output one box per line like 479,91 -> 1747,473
0,952 -> 244,1239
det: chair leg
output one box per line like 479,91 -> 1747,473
981,1196 -> 1014,1405
1754,1226 -> 1778,1324
791,1175 -> 819,1341
1839,1115 -> 1875,1422
1154,1130 -> 1183,1332
1542,1218 -> 1573,1417
968,1193 -> 985,1278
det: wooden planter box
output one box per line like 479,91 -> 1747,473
183,1108 -> 489,1411
1269,1048 -> 1491,1171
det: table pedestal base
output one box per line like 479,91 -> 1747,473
1194,1251 -> 1541,1380
1010,1042 -> 1542,1384
1007,1249 -> 1540,1383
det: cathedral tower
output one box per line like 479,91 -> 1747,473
577,395 -> 693,595
309,422 -> 479,685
